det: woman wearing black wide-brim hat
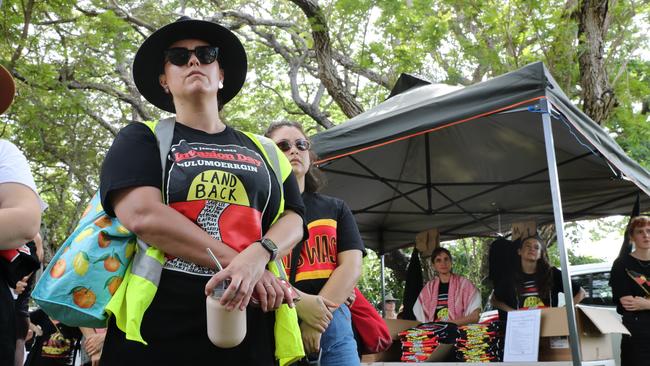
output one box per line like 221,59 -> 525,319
98,17 -> 306,365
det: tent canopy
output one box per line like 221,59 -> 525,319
312,62 -> 650,253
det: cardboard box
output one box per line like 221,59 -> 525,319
538,305 -> 629,361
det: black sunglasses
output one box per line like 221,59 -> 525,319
276,139 -> 311,152
164,46 -> 219,66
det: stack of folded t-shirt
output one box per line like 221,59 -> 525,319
398,322 -> 458,363
454,320 -> 504,362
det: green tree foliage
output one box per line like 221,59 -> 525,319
357,249 -> 406,310
1,0 -> 647,263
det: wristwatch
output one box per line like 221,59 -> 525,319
258,238 -> 278,262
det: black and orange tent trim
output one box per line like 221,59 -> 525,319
312,62 -> 649,254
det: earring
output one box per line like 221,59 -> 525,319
163,86 -> 169,94
218,80 -> 224,89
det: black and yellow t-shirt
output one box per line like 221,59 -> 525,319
99,122 -> 305,365
494,267 -> 581,321
518,273 -> 546,309
283,192 -> 365,295
435,282 -> 450,321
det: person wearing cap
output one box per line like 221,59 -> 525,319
0,65 -> 46,365
98,17 -> 305,365
413,247 -> 481,325
383,293 -> 398,320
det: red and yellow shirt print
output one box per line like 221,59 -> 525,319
165,140 -> 271,275
289,218 -> 339,282
282,192 -> 364,295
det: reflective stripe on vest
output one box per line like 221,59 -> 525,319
130,238 -> 165,285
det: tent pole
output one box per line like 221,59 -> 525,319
540,99 -> 582,366
380,253 -> 386,317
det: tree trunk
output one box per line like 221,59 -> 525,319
290,0 -> 364,118
575,0 -> 617,124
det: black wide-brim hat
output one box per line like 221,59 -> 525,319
133,16 -> 247,113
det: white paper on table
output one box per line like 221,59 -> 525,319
503,308 -> 541,362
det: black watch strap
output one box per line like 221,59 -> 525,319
259,238 -> 278,262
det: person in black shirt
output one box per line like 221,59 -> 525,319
610,216 -> 650,366
266,121 -> 365,366
99,17 -> 305,366
491,235 -> 585,320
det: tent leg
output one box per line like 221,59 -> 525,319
380,253 -> 386,317
541,99 -> 582,366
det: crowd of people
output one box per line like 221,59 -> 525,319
0,15 -> 648,366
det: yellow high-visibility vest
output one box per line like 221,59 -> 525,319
105,120 -> 304,366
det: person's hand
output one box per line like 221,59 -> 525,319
205,243 -> 269,311
252,270 -> 293,312
14,275 -> 30,294
620,295 -> 650,311
83,333 -> 106,355
34,233 -> 44,263
296,293 -> 336,332
344,289 -> 356,307
90,352 -> 102,366
300,322 -> 323,355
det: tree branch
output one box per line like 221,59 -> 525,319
66,80 -> 152,121
10,0 -> 35,67
289,0 -> 364,118
82,107 -> 119,137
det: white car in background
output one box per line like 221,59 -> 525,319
569,262 -> 621,365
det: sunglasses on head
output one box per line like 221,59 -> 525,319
276,139 -> 311,152
164,46 -> 219,66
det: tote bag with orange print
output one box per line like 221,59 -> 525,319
32,192 -> 136,328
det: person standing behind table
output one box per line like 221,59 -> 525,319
266,121 -> 365,366
610,216 -> 650,366
413,247 -> 481,325
0,64 -> 46,365
491,235 -> 585,321
99,17 -> 304,366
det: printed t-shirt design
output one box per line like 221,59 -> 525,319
435,283 -> 449,321
286,218 -> 338,282
165,140 -> 271,275
282,192 -> 365,295
519,277 -> 546,309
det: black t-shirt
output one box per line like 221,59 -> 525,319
283,192 -> 365,295
26,309 -> 81,366
435,282 -> 450,321
100,122 -> 305,273
98,122 -> 305,364
494,267 -> 580,319
610,254 -> 650,317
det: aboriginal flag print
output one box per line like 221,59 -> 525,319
626,269 -> 650,296
164,140 -> 271,275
